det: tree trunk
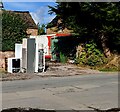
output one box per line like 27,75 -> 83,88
100,34 -> 111,57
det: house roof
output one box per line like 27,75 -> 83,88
46,16 -> 60,28
6,10 -> 38,29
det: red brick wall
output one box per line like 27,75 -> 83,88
0,51 -> 15,69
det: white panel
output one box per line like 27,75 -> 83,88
36,36 -> 48,55
30,36 -> 37,38
15,43 -> 22,58
8,58 -> 12,73
22,38 -> 27,72
35,41 -> 39,72
22,38 -> 27,48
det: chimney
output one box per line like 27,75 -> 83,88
0,1 -> 4,10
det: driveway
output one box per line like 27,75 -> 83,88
1,72 -> 118,110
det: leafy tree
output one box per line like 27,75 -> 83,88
48,2 -> 120,56
2,10 -> 28,51
38,23 -> 46,35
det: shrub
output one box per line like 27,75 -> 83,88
76,40 -> 107,66
2,10 -> 27,51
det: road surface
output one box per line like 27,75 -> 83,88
2,73 -> 118,110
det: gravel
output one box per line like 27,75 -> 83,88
0,63 -> 101,81
0,73 -> 36,81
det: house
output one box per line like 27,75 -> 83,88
46,16 -> 73,35
0,2 -> 38,36
6,10 -> 38,36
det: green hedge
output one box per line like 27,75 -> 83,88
2,10 -> 27,51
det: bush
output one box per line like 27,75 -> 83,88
76,40 -> 107,66
2,10 -> 27,51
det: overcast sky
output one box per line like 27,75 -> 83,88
3,2 -> 57,25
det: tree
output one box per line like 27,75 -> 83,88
38,23 -> 46,35
48,2 -> 120,56
2,10 -> 28,51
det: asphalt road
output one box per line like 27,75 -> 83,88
2,73 -> 119,110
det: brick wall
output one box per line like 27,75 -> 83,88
46,27 -> 73,35
46,27 -> 57,34
0,51 -> 15,69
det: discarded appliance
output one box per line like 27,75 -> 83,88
7,33 -> 68,73
21,38 -> 27,72
30,34 -> 56,59
7,57 -> 21,73
7,38 -> 46,73
26,38 -> 36,73
7,43 -> 22,73
21,37 -> 47,73
35,37 -> 45,73
28,34 -> 56,73
15,43 -> 22,58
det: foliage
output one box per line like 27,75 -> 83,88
76,41 -> 107,66
52,36 -> 79,62
46,22 -> 54,28
60,52 -> 67,63
99,66 -> 119,72
38,23 -> 46,35
2,10 -> 27,51
48,2 -> 120,53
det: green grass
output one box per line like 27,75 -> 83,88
99,67 -> 119,72
77,63 -> 119,72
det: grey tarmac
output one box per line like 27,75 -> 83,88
1,72 -> 119,111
